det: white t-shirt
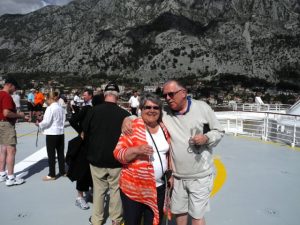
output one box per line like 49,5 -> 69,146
12,93 -> 21,108
73,95 -> 82,106
146,126 -> 169,187
128,96 -> 139,108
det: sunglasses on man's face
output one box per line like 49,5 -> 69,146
162,89 -> 183,99
143,106 -> 160,110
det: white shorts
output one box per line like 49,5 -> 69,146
171,174 -> 214,219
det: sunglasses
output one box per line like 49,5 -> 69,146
143,106 -> 160,110
162,89 -> 183,98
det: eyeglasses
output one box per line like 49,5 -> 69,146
162,89 -> 183,99
143,106 -> 160,110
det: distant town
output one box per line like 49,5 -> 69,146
0,75 -> 299,108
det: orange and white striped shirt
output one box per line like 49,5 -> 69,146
114,118 -> 170,225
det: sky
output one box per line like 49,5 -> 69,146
0,0 -> 73,16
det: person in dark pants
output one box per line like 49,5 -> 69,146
120,184 -> 166,225
36,91 -> 66,181
68,90 -> 105,210
114,93 -> 171,225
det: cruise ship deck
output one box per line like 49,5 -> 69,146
1,122 -> 299,225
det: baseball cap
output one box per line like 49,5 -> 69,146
5,77 -> 21,89
104,82 -> 119,93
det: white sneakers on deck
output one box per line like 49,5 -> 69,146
0,172 -> 25,186
5,177 -> 25,186
75,197 -> 89,210
0,173 -> 7,182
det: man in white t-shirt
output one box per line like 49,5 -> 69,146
73,92 -> 82,114
128,91 -> 139,116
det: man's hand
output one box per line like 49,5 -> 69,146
24,115 -> 30,121
168,175 -> 174,189
122,117 -> 133,135
18,112 -> 25,118
190,134 -> 209,145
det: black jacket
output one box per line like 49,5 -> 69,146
83,102 -> 130,168
67,105 -> 92,182
69,105 -> 92,134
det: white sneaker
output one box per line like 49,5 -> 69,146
75,197 -> 89,210
0,173 -> 7,182
6,177 -> 25,186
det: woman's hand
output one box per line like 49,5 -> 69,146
136,144 -> 154,157
80,132 -> 84,140
124,144 -> 154,162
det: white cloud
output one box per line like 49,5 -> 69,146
0,0 -> 73,16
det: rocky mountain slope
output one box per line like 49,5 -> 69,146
0,0 -> 299,86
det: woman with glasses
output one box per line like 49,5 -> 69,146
114,92 -> 171,225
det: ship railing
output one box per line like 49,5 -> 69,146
214,103 -> 291,112
216,111 -> 300,148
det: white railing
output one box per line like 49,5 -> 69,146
216,111 -> 300,148
235,103 -> 291,112
215,103 -> 291,112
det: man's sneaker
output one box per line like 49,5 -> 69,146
5,177 -> 25,186
88,216 -> 92,225
75,197 -> 89,210
0,173 -> 7,182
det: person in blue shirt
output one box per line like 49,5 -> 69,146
27,89 -> 35,121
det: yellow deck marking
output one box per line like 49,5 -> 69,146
211,157 -> 227,197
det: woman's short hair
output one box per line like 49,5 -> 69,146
139,92 -> 163,121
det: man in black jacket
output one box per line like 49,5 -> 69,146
69,89 -> 94,210
83,83 -> 130,225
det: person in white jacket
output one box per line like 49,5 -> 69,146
36,91 -> 66,181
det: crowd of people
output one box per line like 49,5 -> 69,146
0,77 -> 224,225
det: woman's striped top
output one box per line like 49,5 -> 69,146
114,118 -> 170,225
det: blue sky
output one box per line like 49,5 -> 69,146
0,0 -> 73,16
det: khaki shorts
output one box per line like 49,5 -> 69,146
171,174 -> 214,219
0,122 -> 17,145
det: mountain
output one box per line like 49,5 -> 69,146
0,0 -> 299,87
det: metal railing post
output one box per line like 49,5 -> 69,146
262,114 -> 265,140
235,111 -> 238,136
263,113 -> 269,141
291,116 -> 296,148
227,119 -> 230,133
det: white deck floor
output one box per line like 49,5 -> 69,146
1,122 -> 300,225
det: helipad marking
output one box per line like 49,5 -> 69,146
14,147 -> 228,197
14,146 -> 47,177
211,156 -> 227,197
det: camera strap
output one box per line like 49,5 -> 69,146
146,125 -> 171,225
146,126 -> 165,178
